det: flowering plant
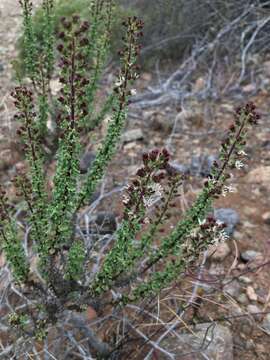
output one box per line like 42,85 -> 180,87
0,0 -> 260,358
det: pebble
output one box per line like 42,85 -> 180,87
240,250 -> 262,263
237,293 -> 249,305
209,242 -> 231,261
238,276 -> 252,285
122,128 -> 144,143
247,304 -> 262,321
246,286 -> 258,302
223,280 -> 241,299
262,314 -> 270,333
262,211 -> 270,225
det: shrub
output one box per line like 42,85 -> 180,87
0,0 -> 260,358
16,0 -> 132,78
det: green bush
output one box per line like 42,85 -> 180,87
16,0 -> 132,78
0,0 -> 260,358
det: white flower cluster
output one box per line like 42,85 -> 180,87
234,150 -> 248,170
198,218 -> 229,246
114,75 -> 125,88
143,183 -> 163,208
235,160 -> 245,170
221,185 -> 237,197
213,228 -> 229,246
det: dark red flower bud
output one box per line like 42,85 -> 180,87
62,21 -> 72,30
149,149 -> 159,161
72,15 -> 80,23
57,43 -> 64,52
80,37 -> 89,47
137,168 -> 146,177
58,31 -> 65,39
133,179 -> 140,187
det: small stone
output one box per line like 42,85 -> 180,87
209,263 -> 225,276
122,129 -> 144,143
160,323 -> 233,360
238,276 -> 252,285
209,242 -> 231,261
262,211 -> 270,225
223,280 -> 241,299
193,77 -> 205,92
247,304 -> 262,321
241,250 -> 262,263
237,294 -> 249,305
85,306 -> 97,321
246,286 -> 258,301
262,314 -> 270,333
0,62 -> 4,72
242,83 -> 256,93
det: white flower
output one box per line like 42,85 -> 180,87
130,88 -> 137,96
151,183 -> 163,197
115,76 -> 125,87
219,229 -> 229,242
235,160 -> 244,169
143,183 -> 163,208
212,229 -> 229,246
207,177 -> 217,185
221,185 -> 237,197
122,195 -> 129,205
198,218 -> 206,226
237,150 -> 247,156
143,196 -> 156,208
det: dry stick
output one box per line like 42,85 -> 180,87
143,250 -> 208,360
131,5 -> 253,109
68,313 -> 112,357
238,15 -> 270,84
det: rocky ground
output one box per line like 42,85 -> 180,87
0,1 -> 270,360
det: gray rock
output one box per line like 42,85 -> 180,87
80,151 -> 96,174
247,305 -> 262,321
214,208 -> 240,236
238,276 -> 252,285
240,250 -> 262,263
122,129 -> 144,143
0,62 -> 4,72
169,161 -> 189,175
223,280 -> 242,299
262,314 -> 270,333
237,294 -> 249,305
160,323 -> 233,360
